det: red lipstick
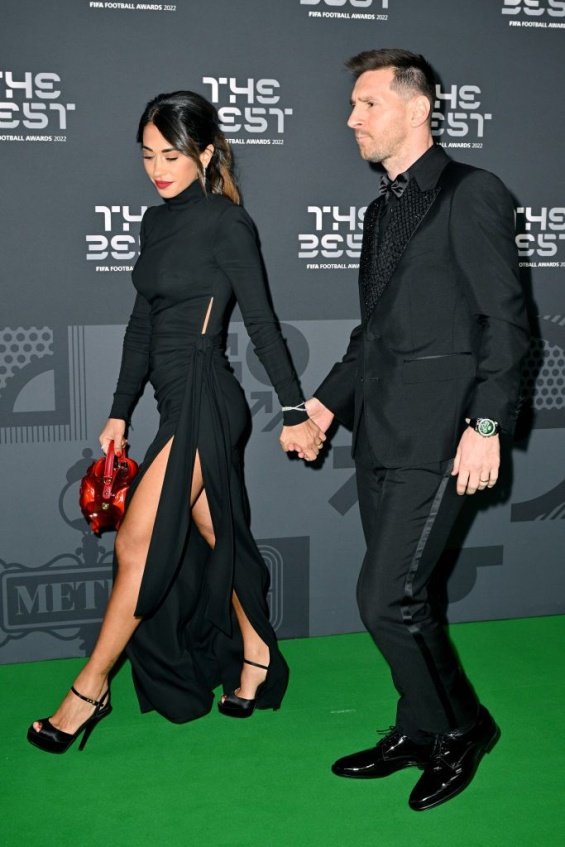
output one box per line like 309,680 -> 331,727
155,180 -> 173,189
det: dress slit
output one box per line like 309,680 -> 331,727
122,342 -> 289,722
119,433 -> 175,575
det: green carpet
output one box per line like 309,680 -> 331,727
2,617 -> 564,847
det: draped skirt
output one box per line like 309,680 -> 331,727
119,335 -> 288,722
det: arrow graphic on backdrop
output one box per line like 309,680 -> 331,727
262,411 -> 283,432
511,478 -> 565,522
250,391 -> 273,417
247,390 -> 283,430
329,445 -> 357,515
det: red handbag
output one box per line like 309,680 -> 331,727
79,440 -> 139,535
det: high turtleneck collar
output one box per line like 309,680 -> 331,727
164,179 -> 205,210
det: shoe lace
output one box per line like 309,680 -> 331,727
431,734 -> 458,769
376,725 -> 399,739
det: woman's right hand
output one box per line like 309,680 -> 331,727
99,418 -> 127,457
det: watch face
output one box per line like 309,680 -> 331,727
477,418 -> 495,436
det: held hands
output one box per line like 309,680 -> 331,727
451,427 -> 500,495
279,397 -> 334,462
279,418 -> 326,462
99,418 -> 127,457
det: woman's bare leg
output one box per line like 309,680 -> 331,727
34,443 -> 205,734
191,489 -> 270,700
230,592 -> 270,699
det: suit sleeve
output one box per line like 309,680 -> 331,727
450,170 -> 530,433
213,204 -> 308,426
314,323 -> 362,428
109,213 -> 153,423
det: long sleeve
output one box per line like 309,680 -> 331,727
450,170 -> 530,432
214,205 -> 308,426
315,323 -> 362,428
109,291 -> 152,423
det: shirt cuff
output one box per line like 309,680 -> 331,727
282,408 -> 309,426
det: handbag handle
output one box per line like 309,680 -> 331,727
102,440 -> 116,500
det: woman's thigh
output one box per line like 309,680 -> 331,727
116,439 -> 205,558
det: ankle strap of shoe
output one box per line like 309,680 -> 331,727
243,658 -> 269,671
71,686 -> 104,708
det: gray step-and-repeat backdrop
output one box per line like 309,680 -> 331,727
1,0 -> 564,663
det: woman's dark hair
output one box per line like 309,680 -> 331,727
137,90 -> 240,203
346,49 -> 437,120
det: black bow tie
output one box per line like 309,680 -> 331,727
377,171 -> 409,200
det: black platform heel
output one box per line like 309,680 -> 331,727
218,658 -> 273,719
27,686 -> 112,754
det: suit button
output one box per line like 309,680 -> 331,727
366,331 -> 375,341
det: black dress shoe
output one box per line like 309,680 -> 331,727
409,706 -> 500,811
332,728 -> 433,779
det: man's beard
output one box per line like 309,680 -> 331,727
357,137 -> 387,164
359,145 -> 384,165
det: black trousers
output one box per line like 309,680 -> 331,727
355,417 -> 479,742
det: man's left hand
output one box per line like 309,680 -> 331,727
451,427 -> 500,495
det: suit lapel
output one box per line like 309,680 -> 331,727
360,178 -> 441,322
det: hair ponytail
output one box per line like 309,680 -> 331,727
137,90 -> 241,204
201,132 -> 240,204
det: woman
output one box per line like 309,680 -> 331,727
28,91 -> 323,753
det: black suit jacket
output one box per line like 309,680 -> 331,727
316,145 -> 530,467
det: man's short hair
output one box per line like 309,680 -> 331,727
346,48 -> 436,116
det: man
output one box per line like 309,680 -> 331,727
306,49 -> 529,811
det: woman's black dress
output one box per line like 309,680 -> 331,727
109,180 -> 308,723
